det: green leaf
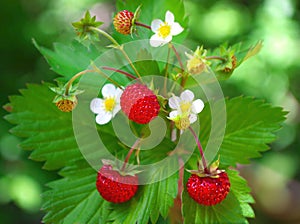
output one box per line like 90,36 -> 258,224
240,40 -> 263,62
4,82 -> 114,170
4,83 -> 82,170
33,40 -> 100,79
107,158 -> 178,224
134,48 -> 160,76
198,97 -> 286,166
114,0 -> 188,44
182,169 -> 254,224
42,159 -> 110,224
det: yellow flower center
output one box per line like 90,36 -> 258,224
180,102 -> 192,114
158,23 -> 171,38
175,116 -> 190,130
104,97 -> 116,112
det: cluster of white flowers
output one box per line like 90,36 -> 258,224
90,12 -> 204,127
90,84 -> 204,130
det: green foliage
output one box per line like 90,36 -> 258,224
3,0 -> 288,223
198,97 -> 287,166
4,81 -> 285,223
33,40 -> 100,79
42,159 -> 108,224
42,158 -> 178,224
4,83 -> 81,170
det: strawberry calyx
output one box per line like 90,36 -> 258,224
101,159 -> 141,177
50,82 -> 84,112
187,156 -> 225,178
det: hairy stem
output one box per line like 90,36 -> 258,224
135,21 -> 151,30
188,126 -> 209,173
102,66 -> 137,80
171,43 -> 184,71
92,64 -> 123,89
163,45 -> 172,96
90,27 -> 142,79
121,139 -> 141,171
65,69 -> 95,95
206,55 -> 226,61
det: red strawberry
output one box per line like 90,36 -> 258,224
186,171 -> 230,206
120,83 -> 160,124
113,10 -> 134,35
96,164 -> 138,203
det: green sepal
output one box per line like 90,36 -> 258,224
49,82 -> 84,103
186,155 -> 224,178
72,11 -> 104,40
210,41 -> 262,80
101,159 -> 142,176
130,4 -> 142,36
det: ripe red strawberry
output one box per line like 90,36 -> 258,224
113,10 -> 134,35
120,83 -> 160,124
96,164 -> 138,203
186,171 -> 230,206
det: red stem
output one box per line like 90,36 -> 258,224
188,126 -> 209,173
135,21 -> 151,30
121,139 -> 140,171
171,44 -> 185,71
101,66 -> 137,80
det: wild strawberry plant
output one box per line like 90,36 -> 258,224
4,0 -> 286,223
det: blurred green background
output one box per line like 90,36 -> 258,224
0,0 -> 299,223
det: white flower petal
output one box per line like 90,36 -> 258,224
150,34 -> 166,47
90,98 -> 104,114
102,83 -> 116,98
115,87 -> 123,97
171,22 -> 184,36
189,114 -> 198,124
151,19 -> 163,32
192,99 -> 204,114
164,34 -> 172,43
169,96 -> 181,109
180,90 -> 194,102
165,11 -> 175,24
112,104 -> 121,117
95,112 -> 112,125
115,88 -> 123,102
169,110 -> 179,119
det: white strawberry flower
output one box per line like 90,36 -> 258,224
150,10 -> 184,47
168,90 -> 204,130
90,83 -> 123,125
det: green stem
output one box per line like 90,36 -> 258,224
121,139 -> 141,171
206,56 -> 226,61
163,45 -> 172,96
65,69 -> 95,95
188,126 -> 209,173
89,26 -> 120,46
90,27 -> 142,79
